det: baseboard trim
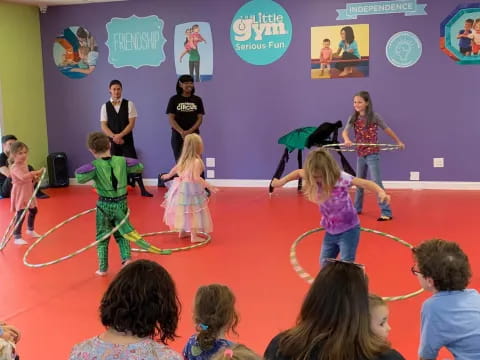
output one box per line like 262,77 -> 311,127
69,178 -> 480,190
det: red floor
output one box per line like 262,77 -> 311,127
1,186 -> 479,359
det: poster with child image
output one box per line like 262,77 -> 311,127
440,3 -> 480,65
174,22 -> 213,82
53,26 -> 98,79
311,24 -> 369,79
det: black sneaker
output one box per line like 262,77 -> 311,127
158,173 -> 167,188
141,190 -> 154,197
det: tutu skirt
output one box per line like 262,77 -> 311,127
162,179 -> 212,233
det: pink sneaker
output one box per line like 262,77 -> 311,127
95,270 -> 107,276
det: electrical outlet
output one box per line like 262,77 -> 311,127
206,170 -> 215,178
206,157 -> 215,167
433,158 -> 444,168
410,171 -> 420,181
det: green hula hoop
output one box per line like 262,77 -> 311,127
289,227 -> 423,302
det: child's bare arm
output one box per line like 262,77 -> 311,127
351,177 -> 390,204
342,129 -> 353,146
272,169 -> 304,188
161,166 -> 177,179
384,127 -> 405,149
193,159 -> 217,192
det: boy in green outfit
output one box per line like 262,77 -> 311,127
76,132 -> 159,275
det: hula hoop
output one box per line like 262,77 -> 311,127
23,208 -> 130,268
23,208 -> 212,268
322,143 -> 401,152
131,230 -> 211,253
0,169 -> 47,251
290,227 -> 423,302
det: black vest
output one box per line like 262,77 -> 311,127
106,99 -> 133,144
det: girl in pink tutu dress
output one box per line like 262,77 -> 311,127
9,142 -> 44,245
161,134 -> 215,243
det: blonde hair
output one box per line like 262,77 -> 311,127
8,141 -> 29,165
368,294 -> 387,309
211,344 -> 262,360
177,133 -> 204,173
302,148 -> 341,203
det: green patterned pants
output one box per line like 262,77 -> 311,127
96,198 -> 134,272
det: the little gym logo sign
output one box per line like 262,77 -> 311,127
230,0 -> 292,65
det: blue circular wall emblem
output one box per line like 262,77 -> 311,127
230,0 -> 292,66
386,31 -> 422,68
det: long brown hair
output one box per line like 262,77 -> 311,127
177,133 -> 204,173
194,284 -> 239,351
302,148 -> 341,203
276,262 -> 390,360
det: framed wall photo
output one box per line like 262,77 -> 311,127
440,3 -> 480,65
311,24 -> 369,79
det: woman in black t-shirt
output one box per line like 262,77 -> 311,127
264,260 -> 405,360
166,75 -> 205,161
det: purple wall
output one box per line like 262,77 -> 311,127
40,0 -> 480,181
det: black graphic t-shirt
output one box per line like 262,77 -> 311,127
166,95 -> 205,131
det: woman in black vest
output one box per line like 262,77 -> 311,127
100,80 -> 152,197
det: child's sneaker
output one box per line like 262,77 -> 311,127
26,230 -> 41,238
95,270 -> 107,276
14,238 -> 28,245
